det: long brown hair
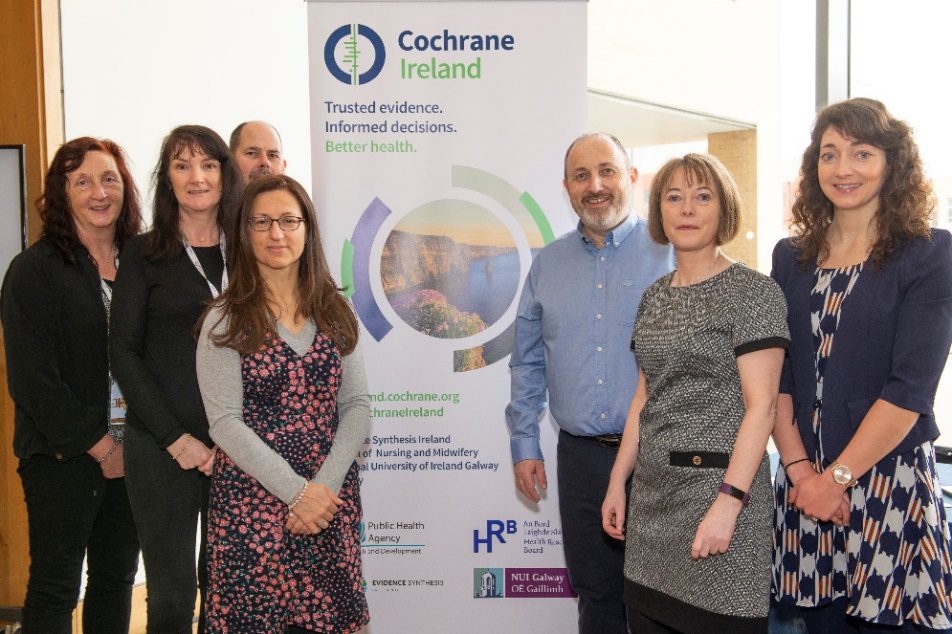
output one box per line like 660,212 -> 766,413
206,174 -> 358,355
791,98 -> 934,266
147,125 -> 242,260
40,137 -> 143,262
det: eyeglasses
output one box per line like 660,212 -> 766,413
247,216 -> 305,232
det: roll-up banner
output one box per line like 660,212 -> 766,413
308,2 -> 586,630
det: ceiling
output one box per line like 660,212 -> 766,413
587,88 -> 755,148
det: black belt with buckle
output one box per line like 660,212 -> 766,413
590,433 -> 623,448
669,451 -> 730,468
562,430 -> 623,448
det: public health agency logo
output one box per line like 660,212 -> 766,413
324,23 -> 386,85
341,167 -> 554,372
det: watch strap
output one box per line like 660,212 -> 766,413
718,482 -> 750,506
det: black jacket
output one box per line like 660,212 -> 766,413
109,232 -> 223,449
1,238 -> 110,460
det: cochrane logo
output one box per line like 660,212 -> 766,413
324,23 -> 386,85
396,29 -> 514,80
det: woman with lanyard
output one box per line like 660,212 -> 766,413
1,137 -> 142,633
110,125 -> 241,634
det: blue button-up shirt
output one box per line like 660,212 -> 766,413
506,215 -> 674,463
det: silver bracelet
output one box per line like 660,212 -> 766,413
96,440 -> 120,464
171,434 -> 193,461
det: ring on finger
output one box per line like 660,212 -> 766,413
320,520 -> 330,529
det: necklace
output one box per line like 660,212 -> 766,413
673,253 -> 725,287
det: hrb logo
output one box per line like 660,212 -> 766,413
324,23 -> 386,85
473,519 -> 516,553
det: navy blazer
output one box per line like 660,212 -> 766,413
771,229 -> 952,463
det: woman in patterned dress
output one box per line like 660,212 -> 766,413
196,174 -> 369,634
602,154 -> 789,633
771,98 -> 952,632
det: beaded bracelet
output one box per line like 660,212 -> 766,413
172,434 -> 193,461
96,440 -> 120,464
289,481 -> 310,511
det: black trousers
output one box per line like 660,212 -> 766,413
18,453 -> 139,634
124,425 -> 210,634
557,430 -> 627,634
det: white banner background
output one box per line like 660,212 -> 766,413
309,2 -> 586,631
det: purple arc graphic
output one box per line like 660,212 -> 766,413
349,197 -> 393,341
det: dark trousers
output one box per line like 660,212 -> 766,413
18,453 -> 139,634
627,606 -> 679,633
124,425 -> 210,634
800,598 -> 950,633
557,430 -> 627,634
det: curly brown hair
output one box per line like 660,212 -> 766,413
791,98 -> 934,266
203,174 -> 358,356
39,137 -> 143,262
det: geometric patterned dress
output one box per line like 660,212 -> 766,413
205,331 -> 369,634
772,264 -> 952,628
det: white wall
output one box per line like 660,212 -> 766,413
61,0 -> 312,218
588,0 -> 816,271
61,0 -> 810,266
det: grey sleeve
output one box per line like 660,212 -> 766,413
311,340 -> 370,493
196,306 -> 306,504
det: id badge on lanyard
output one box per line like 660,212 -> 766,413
100,276 -> 126,441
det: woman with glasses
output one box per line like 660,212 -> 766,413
197,174 -> 370,633
110,125 -> 241,633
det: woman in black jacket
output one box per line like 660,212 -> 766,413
1,137 -> 143,633
110,124 -> 241,634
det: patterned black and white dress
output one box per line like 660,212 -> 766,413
772,263 -> 952,628
625,263 -> 789,633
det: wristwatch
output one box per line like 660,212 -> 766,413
830,462 -> 857,488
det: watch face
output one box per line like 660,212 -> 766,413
832,464 -> 852,485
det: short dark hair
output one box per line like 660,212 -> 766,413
648,153 -> 741,246
228,121 -> 283,153
39,137 -> 143,261
563,132 -> 630,180
147,125 -> 242,260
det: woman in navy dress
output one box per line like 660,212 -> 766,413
771,98 -> 952,632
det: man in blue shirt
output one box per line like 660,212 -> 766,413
506,132 -> 673,633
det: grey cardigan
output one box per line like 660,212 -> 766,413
196,305 -> 369,504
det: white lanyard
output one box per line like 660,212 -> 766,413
183,234 -> 228,298
99,260 -> 126,437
